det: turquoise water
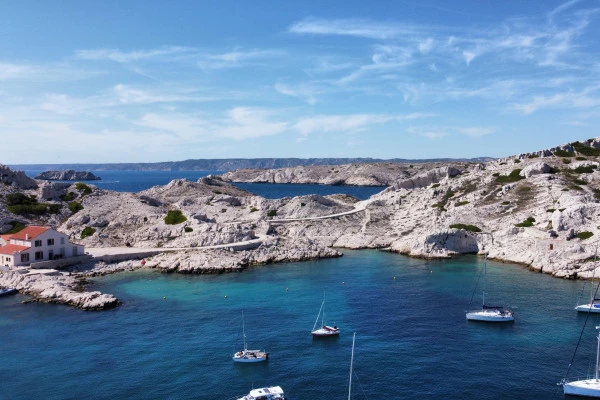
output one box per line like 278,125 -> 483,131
1,250 -> 597,399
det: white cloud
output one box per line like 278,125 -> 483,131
419,38 -> 435,54
458,127 -> 495,137
198,49 -> 283,70
288,17 -> 422,40
293,114 -> 394,136
75,46 -> 194,63
274,83 -> 318,104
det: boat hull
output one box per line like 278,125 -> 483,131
466,310 -> 514,322
0,288 -> 17,297
312,326 -> 340,337
237,385 -> 286,400
232,350 -> 268,362
564,379 -> 600,397
576,304 -> 600,313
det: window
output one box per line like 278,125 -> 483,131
60,237 -> 65,245
47,238 -> 54,246
34,240 -> 42,247
6,257 -> 10,262
35,251 -> 43,260
21,253 -> 29,262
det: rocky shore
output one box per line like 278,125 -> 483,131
35,170 -> 101,180
2,137 -> 600,310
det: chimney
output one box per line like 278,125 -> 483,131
25,234 -> 29,240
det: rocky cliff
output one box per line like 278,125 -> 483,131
35,170 -> 101,180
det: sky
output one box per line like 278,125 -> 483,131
1,0 -> 600,164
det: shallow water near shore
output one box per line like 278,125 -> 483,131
2,249 -> 599,399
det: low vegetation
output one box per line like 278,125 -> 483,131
75,182 -> 92,196
495,169 -> 524,183
68,201 -> 84,214
80,226 -> 96,239
576,231 -> 594,240
449,223 -> 482,232
5,193 -> 61,216
164,210 -> 187,225
515,217 -> 536,227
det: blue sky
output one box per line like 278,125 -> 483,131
1,0 -> 600,164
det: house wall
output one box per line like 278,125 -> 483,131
6,229 -> 85,267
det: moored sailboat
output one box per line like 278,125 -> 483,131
562,325 -> 600,397
575,246 -> 600,313
466,254 -> 514,322
233,311 -> 268,363
311,294 -> 340,337
236,386 -> 286,400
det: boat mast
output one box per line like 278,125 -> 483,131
242,310 -> 247,351
596,326 -> 600,382
482,255 -> 487,308
348,332 -> 355,400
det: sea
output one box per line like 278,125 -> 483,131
1,170 -> 597,399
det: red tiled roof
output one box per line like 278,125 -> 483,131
0,234 -> 11,242
0,244 -> 29,255
10,226 -> 49,240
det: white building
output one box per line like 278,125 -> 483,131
0,226 -> 85,267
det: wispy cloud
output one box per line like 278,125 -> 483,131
198,49 -> 284,70
289,17 -> 426,40
275,83 -> 319,104
74,46 -> 195,63
293,114 -> 395,136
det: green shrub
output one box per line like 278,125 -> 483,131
528,154 -> 539,158
455,201 -> 469,207
5,193 -> 37,206
267,209 -> 277,217
164,210 -> 187,225
576,156 -> 587,161
549,166 -> 560,174
554,149 -> 575,157
60,192 -> 77,201
75,182 -> 92,195
515,217 -> 536,227
431,183 -> 440,188
8,204 -> 51,216
572,141 -> 600,156
576,231 -> 594,240
501,201 -> 510,205
449,223 -> 482,232
562,158 -> 571,164
300,202 -> 306,207
546,208 -> 556,213
6,221 -> 26,234
432,204 -> 447,211
221,208 -> 227,213
496,169 -> 524,183
250,207 -> 258,212
514,159 -> 521,163
572,178 -> 587,185
47,204 -> 61,214
573,166 -> 595,174
68,201 -> 84,213
184,226 -> 193,232
80,226 -> 96,239
143,216 -> 148,222
562,188 -> 569,191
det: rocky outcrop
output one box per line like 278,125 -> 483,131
0,269 -> 119,310
35,170 -> 101,180
0,164 -> 38,190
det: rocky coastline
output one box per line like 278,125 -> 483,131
35,170 -> 101,181
2,137 -> 600,310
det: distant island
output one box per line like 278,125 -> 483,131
11,157 -> 494,172
35,170 -> 101,181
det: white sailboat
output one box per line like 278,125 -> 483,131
233,311 -> 268,363
311,294 -> 340,337
575,247 -> 600,313
562,325 -> 600,397
236,386 -> 286,400
466,255 -> 514,322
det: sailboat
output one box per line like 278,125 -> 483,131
466,254 -> 514,322
236,386 -> 286,400
575,246 -> 600,313
232,311 -> 268,363
562,325 -> 600,397
311,294 -> 340,337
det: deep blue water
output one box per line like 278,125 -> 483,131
1,250 -> 597,400
19,170 -> 383,200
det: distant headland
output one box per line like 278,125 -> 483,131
10,157 -> 494,172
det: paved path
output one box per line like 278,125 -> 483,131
87,201 -> 369,259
